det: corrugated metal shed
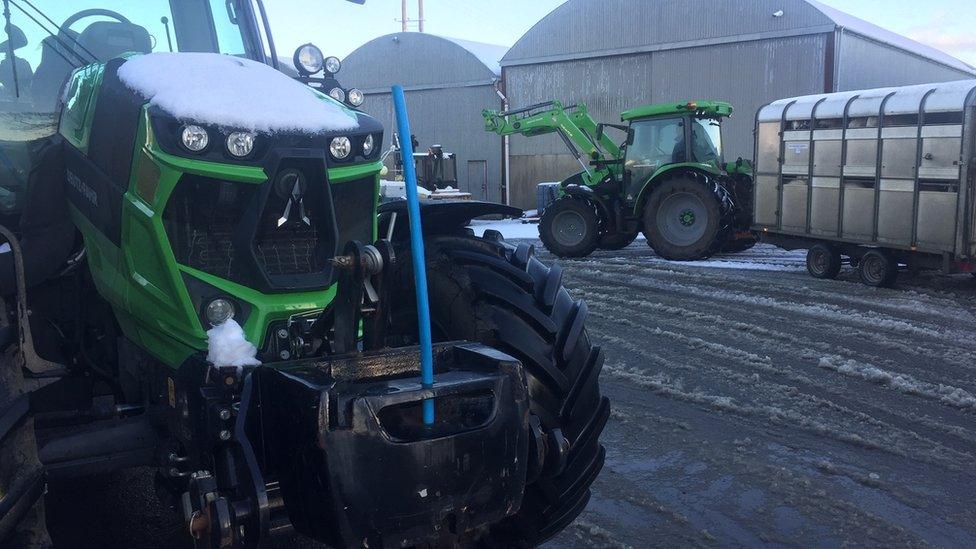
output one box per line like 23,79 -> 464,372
341,33 -> 506,202
499,0 -> 976,208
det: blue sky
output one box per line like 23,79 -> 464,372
265,0 -> 976,67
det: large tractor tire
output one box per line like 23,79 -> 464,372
598,228 -> 640,251
390,232 -> 609,546
538,198 -> 600,258
642,176 -> 725,261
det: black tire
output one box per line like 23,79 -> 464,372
806,243 -> 842,279
642,177 -> 723,260
390,233 -> 609,547
858,249 -> 898,287
598,229 -> 639,250
538,198 -> 600,258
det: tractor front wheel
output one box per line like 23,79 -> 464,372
390,232 -> 609,546
538,198 -> 600,258
643,177 -> 722,260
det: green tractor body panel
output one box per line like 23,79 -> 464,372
57,57 -> 382,369
620,100 -> 733,121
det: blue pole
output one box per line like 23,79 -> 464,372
391,85 -> 435,425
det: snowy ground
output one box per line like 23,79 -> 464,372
45,219 -> 976,548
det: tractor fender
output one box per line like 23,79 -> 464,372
632,163 -> 728,216
378,200 -> 523,240
555,171 -> 614,226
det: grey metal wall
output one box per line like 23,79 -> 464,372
342,33 -> 504,201
836,32 -> 976,91
359,86 -> 504,202
504,34 -> 828,208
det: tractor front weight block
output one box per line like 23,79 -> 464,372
209,342 -> 533,548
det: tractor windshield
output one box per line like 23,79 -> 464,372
1,0 -> 264,214
690,117 -> 723,163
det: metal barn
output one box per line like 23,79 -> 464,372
500,0 -> 976,209
341,32 -> 508,202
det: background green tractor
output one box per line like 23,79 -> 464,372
0,1 -> 607,547
484,100 -> 756,259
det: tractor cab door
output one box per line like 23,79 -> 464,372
622,116 -> 685,203
688,116 -> 724,165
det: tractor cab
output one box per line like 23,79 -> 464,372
619,101 -> 731,203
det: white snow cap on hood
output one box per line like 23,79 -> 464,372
206,319 -> 261,369
117,52 -> 359,134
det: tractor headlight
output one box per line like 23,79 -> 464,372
226,131 -> 256,158
347,88 -> 365,107
330,136 -> 351,160
294,43 -> 324,75
362,134 -> 374,156
181,125 -> 209,152
205,298 -> 235,325
328,87 -> 345,103
324,56 -> 341,74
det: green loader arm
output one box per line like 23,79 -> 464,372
482,101 -> 622,186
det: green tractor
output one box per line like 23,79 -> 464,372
0,1 -> 608,547
484,100 -> 756,259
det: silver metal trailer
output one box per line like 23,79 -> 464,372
753,80 -> 976,286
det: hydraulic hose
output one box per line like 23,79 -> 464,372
391,85 -> 435,425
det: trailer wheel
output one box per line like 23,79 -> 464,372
538,198 -> 600,258
806,243 -> 842,279
858,250 -> 898,287
598,228 -> 639,250
390,233 -> 608,546
643,177 -> 722,260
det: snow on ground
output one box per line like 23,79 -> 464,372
118,53 -> 359,134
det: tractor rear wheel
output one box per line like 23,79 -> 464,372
390,232 -> 609,547
643,177 -> 722,260
538,198 -> 600,258
598,228 -> 639,250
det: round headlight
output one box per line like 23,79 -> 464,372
205,298 -> 235,325
226,131 -> 256,158
294,43 -> 324,75
324,56 -> 341,74
347,88 -> 365,107
328,87 -> 345,103
362,134 -> 374,156
330,136 -> 351,160
181,124 -> 209,152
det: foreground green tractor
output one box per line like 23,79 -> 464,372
484,101 -> 756,259
0,2 -> 607,547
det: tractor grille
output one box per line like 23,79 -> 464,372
332,178 -> 376,246
163,172 -> 377,290
163,175 -> 257,283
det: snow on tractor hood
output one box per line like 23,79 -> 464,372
117,52 -> 360,135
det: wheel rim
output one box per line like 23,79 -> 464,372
810,248 -> 828,275
656,192 -> 708,247
551,210 -> 588,247
862,255 -> 883,284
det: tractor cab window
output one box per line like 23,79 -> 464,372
690,117 -> 722,163
625,117 -> 685,185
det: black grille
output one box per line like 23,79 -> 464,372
333,178 -> 376,246
163,175 -> 257,283
253,183 -> 330,277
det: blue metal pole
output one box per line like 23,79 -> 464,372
391,85 -> 435,425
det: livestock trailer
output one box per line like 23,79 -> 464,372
753,80 -> 976,286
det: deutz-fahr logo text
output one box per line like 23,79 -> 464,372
67,170 -> 98,206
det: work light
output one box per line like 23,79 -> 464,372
348,88 -> 365,107
225,132 -> 256,158
181,125 -> 209,152
205,298 -> 235,325
328,87 -> 346,103
295,43 -> 325,75
362,134 -> 374,156
324,56 -> 341,74
330,136 -> 351,160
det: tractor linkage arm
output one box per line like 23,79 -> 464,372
483,101 -> 625,183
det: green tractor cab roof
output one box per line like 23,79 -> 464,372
621,100 -> 733,121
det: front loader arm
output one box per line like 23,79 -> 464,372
483,101 -> 621,184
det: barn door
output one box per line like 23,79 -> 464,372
466,160 -> 489,201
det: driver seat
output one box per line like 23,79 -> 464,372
76,21 -> 151,64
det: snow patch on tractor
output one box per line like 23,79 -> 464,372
117,52 -> 359,134
206,319 -> 261,368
